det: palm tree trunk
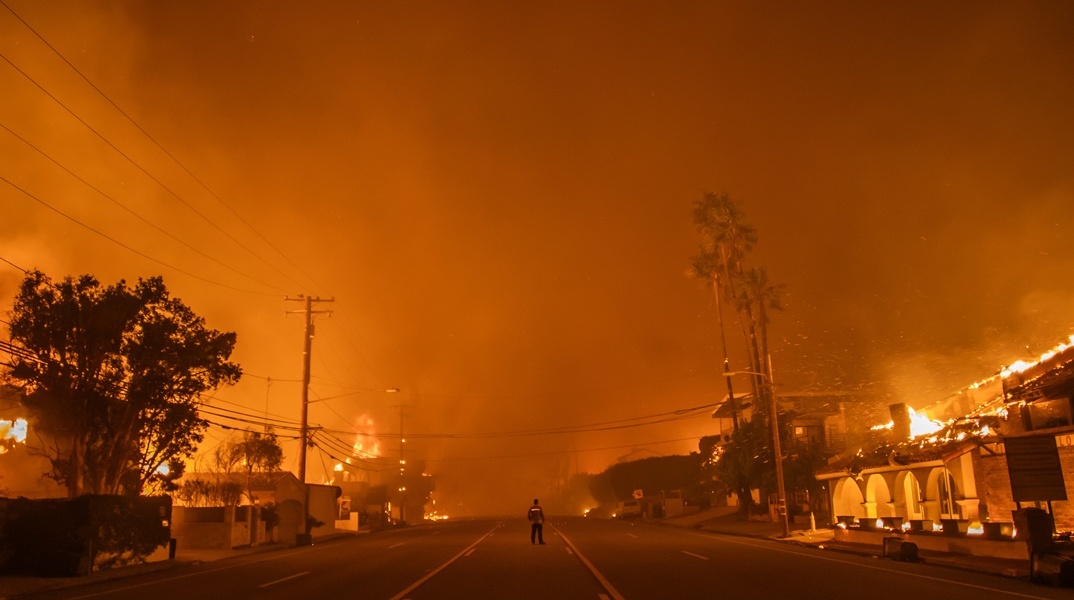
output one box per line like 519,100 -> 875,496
711,275 -> 739,431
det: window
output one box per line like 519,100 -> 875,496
794,425 -> 822,450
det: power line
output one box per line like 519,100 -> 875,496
0,174 -> 278,296
0,121 -> 286,294
421,435 -> 704,463
0,0 -> 321,292
0,254 -> 27,273
0,50 -> 307,291
315,402 -> 718,440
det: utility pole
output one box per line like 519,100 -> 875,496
765,367 -> 790,538
725,369 -> 789,538
285,295 -> 333,540
392,403 -> 409,524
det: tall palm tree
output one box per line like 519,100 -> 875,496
739,265 -> 785,412
692,192 -> 764,401
689,249 -> 739,431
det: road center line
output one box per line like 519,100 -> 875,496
680,550 -> 709,560
258,571 -> 310,588
387,524 -> 499,600
553,526 -> 627,600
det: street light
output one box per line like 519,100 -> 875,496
722,370 -> 790,538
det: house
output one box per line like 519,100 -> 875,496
818,336 -> 1074,542
710,390 -> 852,518
174,471 -> 342,549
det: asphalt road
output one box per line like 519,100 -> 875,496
17,517 -> 1074,600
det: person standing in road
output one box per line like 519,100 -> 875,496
528,498 -> 545,544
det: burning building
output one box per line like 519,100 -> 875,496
818,335 -> 1074,535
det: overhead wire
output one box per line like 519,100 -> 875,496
421,435 -> 706,463
0,175 -> 279,296
0,49 -> 307,291
0,254 -> 28,273
0,0 -> 324,293
0,121 -> 286,294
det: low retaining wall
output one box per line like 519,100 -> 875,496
834,528 -> 1029,560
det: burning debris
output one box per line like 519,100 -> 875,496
0,418 -> 27,454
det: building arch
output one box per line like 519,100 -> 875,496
865,474 -> 895,518
925,467 -> 961,520
831,477 -> 866,521
893,471 -> 923,521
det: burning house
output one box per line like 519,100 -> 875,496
818,335 -> 1074,544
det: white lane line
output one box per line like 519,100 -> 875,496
553,526 -> 627,600
566,547 -> 575,555
389,542 -> 406,549
258,571 -> 310,588
465,548 -> 476,557
694,532 -> 1053,600
65,543 -> 338,599
625,533 -> 638,538
387,524 -> 499,600
681,551 -> 709,560
598,594 -> 611,600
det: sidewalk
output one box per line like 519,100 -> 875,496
659,507 -> 1030,579
0,533 -> 355,599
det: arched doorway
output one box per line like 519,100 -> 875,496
893,471 -> 922,520
831,477 -> 865,521
865,474 -> 894,518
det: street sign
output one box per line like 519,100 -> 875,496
1004,435 -> 1068,502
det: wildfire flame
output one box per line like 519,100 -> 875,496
870,407 -> 945,439
332,414 -> 382,476
352,414 -> 381,458
1001,335 -> 1074,378
0,418 -> 28,454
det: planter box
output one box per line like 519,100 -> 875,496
941,519 -> 969,536
907,519 -> 935,533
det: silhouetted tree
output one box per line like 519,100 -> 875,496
6,271 -> 241,496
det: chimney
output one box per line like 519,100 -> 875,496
889,403 -> 912,440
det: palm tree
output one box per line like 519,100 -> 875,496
738,265 -> 785,408
692,192 -> 764,402
689,249 -> 739,430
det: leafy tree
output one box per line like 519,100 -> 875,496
5,271 -> 241,497
591,454 -> 703,504
707,417 -> 773,513
222,429 -> 284,504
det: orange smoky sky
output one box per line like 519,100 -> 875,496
1,1 -> 1073,514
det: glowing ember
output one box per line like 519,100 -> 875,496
0,418 -> 28,454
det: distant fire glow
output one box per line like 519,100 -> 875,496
333,414 -> 382,475
0,418 -> 28,454
352,415 -> 381,458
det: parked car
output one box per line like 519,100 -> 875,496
616,500 -> 642,519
